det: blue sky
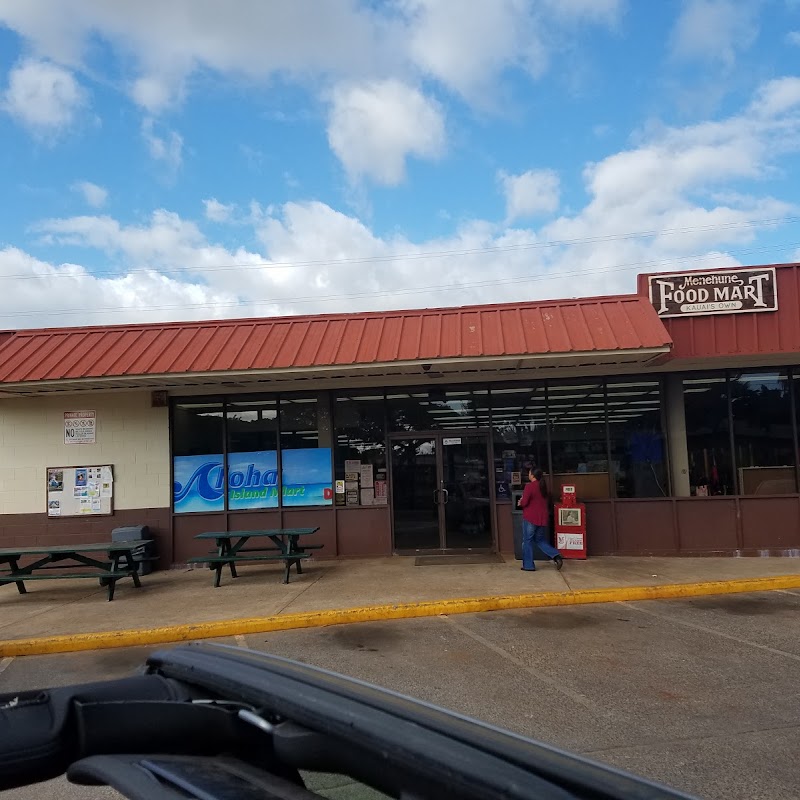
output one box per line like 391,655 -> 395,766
0,0 -> 799,328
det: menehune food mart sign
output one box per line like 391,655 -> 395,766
648,266 -> 777,318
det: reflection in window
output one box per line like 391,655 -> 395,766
226,400 -> 278,510
491,386 -> 547,499
684,376 -> 733,496
334,394 -> 387,473
173,402 -> 224,457
334,394 -> 387,506
279,396 -> 332,507
547,382 -> 609,488
280,396 -> 319,450
732,372 -> 796,495
607,380 -> 668,498
548,382 -> 610,498
172,402 -> 225,513
387,388 -> 488,431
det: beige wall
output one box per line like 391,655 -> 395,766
0,392 -> 169,515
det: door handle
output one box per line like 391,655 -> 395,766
441,488 -> 449,504
433,488 -> 441,505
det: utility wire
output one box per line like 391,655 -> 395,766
7,214 -> 797,282
1,239 -> 796,321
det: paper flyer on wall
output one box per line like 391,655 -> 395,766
100,482 -> 113,498
359,464 -> 373,488
360,488 -> 374,506
47,469 -> 63,492
48,500 -> 61,516
101,466 -> 113,483
344,459 -> 361,473
373,480 -> 388,505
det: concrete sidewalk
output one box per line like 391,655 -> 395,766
1,554 -> 799,648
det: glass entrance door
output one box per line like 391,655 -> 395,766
390,434 -> 493,552
441,436 -> 492,549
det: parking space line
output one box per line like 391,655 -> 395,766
234,634 -> 249,649
0,657 -> 13,675
776,589 -> 800,597
619,602 -> 800,663
441,615 -> 602,713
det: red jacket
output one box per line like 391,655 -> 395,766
519,481 -> 549,526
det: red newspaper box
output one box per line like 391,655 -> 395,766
554,484 -> 587,560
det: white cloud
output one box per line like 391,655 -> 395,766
788,31 -> 800,46
131,74 -> 183,113
203,199 -> 235,223
670,0 -> 759,68
538,0 -> 624,25
0,1 -> 401,114
327,79 -> 445,185
141,118 -> 183,172
0,246 -> 239,329
751,77 -> 800,117
1,58 -> 86,135
71,181 -> 108,208
0,0 -> 624,118
402,0 -> 547,104
498,169 -> 561,221
3,74 -> 798,328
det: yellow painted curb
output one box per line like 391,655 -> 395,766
2,573 -> 800,657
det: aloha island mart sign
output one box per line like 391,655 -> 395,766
648,267 -> 777,319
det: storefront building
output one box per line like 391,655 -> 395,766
0,262 -> 798,567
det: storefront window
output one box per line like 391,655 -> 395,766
683,375 -> 733,496
172,402 -> 224,513
548,382 -> 610,499
607,379 -> 668,498
334,393 -> 387,507
387,388 -> 488,431
732,371 -> 796,495
279,396 -> 333,507
226,399 -> 279,510
490,386 -> 547,500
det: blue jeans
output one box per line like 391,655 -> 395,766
522,520 -> 561,570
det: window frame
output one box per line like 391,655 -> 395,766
170,392 -> 335,513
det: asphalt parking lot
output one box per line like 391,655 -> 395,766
2,590 -> 800,800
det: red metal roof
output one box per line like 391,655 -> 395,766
0,295 -> 671,384
638,262 -> 800,361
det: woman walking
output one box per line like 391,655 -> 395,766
518,468 -> 563,572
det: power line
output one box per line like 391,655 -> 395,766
2,240 -> 797,321
5,214 -> 797,282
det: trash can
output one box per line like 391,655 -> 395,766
511,490 -> 548,563
111,525 -> 155,575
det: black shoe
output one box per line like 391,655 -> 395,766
521,567 -> 536,572
554,555 -> 564,570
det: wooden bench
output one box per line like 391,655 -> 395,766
192,528 -> 322,587
187,552 -> 310,586
0,540 -> 151,601
0,571 -> 133,600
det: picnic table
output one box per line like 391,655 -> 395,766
188,528 -> 322,586
0,539 -> 152,601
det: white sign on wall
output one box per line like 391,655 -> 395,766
557,532 -> 584,551
64,411 -> 96,445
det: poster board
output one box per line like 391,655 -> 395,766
337,459 -> 388,507
46,465 -> 114,518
